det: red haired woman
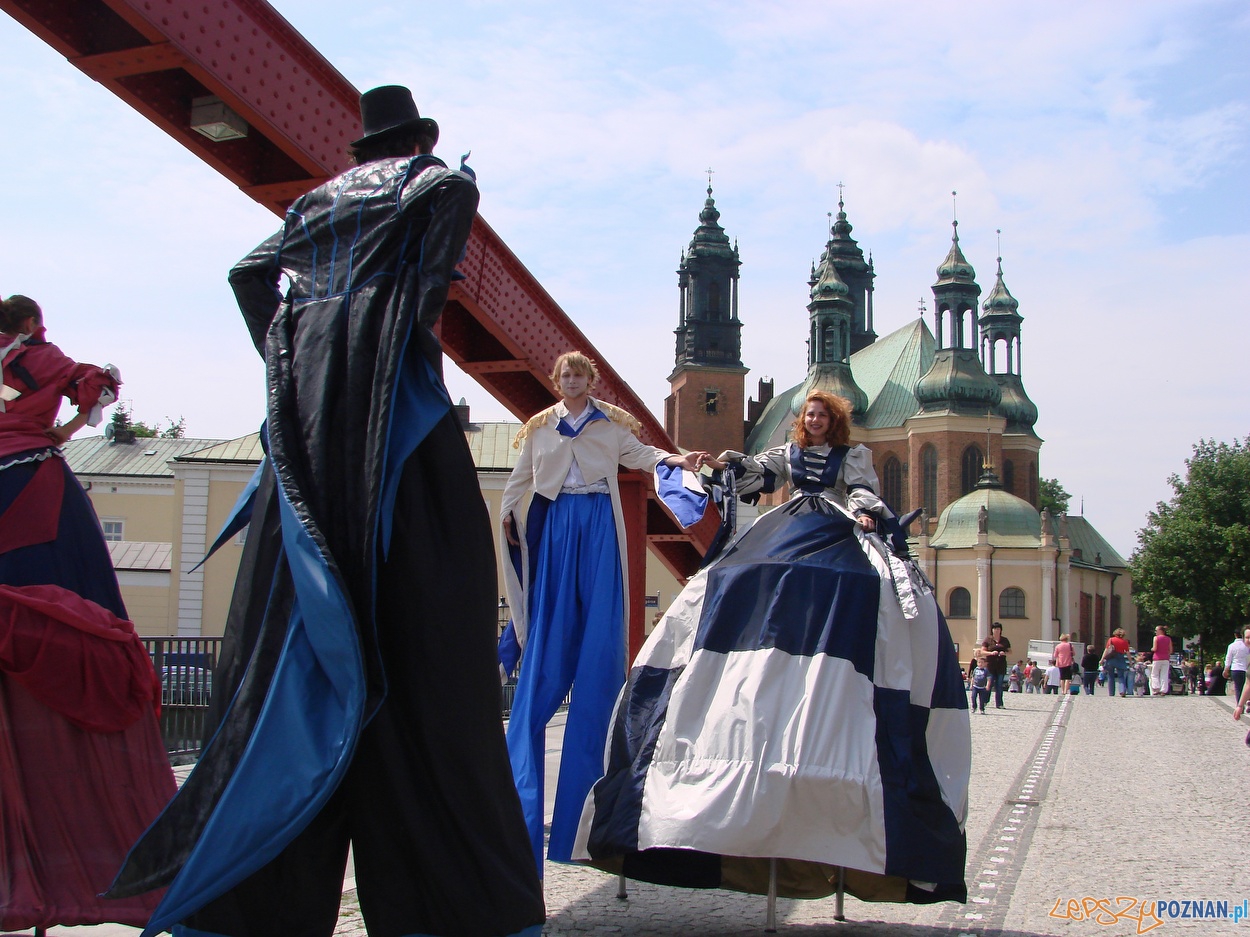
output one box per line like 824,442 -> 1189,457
577,390 -> 970,910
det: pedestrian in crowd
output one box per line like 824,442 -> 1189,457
1232,670 -> 1250,721
1184,658 -> 1202,695
1224,628 -> 1250,705
1030,659 -> 1046,693
1022,660 -> 1034,693
1132,653 -> 1150,696
1150,625 -> 1173,696
1054,632 -> 1075,695
1081,642 -> 1101,696
970,642 -> 992,714
1009,660 -> 1023,693
1044,659 -> 1061,694
987,622 -> 1012,708
1207,662 -> 1228,696
1101,627 -> 1132,697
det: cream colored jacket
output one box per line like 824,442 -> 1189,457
500,398 -> 675,658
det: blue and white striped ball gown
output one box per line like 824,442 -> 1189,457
574,442 -> 971,905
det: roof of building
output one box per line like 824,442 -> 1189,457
464,422 -> 523,471
62,435 -> 227,478
177,434 -> 265,463
929,480 -> 1042,549
851,318 -> 935,429
1056,514 -> 1128,569
108,540 -> 173,571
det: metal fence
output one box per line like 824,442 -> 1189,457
143,635 -> 532,760
143,636 -> 221,762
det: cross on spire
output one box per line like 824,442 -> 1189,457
918,297 -> 928,315
705,167 -> 714,194
836,180 -> 846,208
951,190 -> 959,230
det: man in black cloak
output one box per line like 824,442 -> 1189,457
110,85 -> 545,937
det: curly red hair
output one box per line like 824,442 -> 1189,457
791,391 -> 852,448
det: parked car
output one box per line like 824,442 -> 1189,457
160,665 -> 213,706
1169,665 -> 1187,696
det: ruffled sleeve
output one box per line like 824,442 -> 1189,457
722,446 -> 789,499
66,363 -> 121,426
841,444 -> 887,517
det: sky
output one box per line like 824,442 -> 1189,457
1,0 -> 1246,557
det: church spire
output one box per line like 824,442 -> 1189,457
804,222 -> 869,420
673,179 -> 741,368
916,199 -> 999,416
816,186 -> 876,353
979,239 -> 1037,434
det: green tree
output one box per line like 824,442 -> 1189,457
160,416 -> 186,439
1130,437 -> 1250,652
110,404 -> 181,439
1038,477 -> 1071,515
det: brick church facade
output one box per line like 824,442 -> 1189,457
664,188 -> 1136,659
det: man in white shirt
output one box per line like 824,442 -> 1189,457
1224,628 -> 1250,703
1044,659 -> 1062,695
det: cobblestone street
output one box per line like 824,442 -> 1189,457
329,692 -> 1250,937
43,692 -> 1249,937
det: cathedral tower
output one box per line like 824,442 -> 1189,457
665,182 -> 748,453
911,217 -> 1003,521
804,239 -> 869,421
979,250 -> 1041,504
822,195 -> 877,353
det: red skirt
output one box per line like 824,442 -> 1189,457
0,584 -> 177,930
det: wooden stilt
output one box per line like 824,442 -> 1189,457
765,857 -> 778,932
834,866 -> 846,921
617,871 -> 628,899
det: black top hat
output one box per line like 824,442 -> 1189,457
352,85 -> 439,148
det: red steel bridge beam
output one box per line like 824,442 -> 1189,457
1,0 -> 718,652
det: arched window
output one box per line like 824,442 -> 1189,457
949,587 -> 972,618
999,587 -> 1026,618
1003,459 -> 1015,494
707,281 -> 722,320
882,456 -> 904,511
1028,462 -> 1038,505
961,445 -> 983,495
922,445 -> 938,517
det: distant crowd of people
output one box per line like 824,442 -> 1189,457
960,624 -> 1250,706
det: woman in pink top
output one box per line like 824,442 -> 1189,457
1054,634 -> 1075,695
1150,625 -> 1173,696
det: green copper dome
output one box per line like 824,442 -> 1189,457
934,222 -> 976,285
929,476 -> 1041,548
688,185 -> 736,260
914,348 -> 1001,413
993,374 -> 1038,432
824,200 -> 871,272
810,254 -> 851,301
981,258 -> 1020,316
799,364 -> 869,419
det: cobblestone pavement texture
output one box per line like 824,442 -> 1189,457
34,694 -> 1250,936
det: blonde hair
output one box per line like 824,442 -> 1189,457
791,391 -> 852,448
550,351 -> 598,390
